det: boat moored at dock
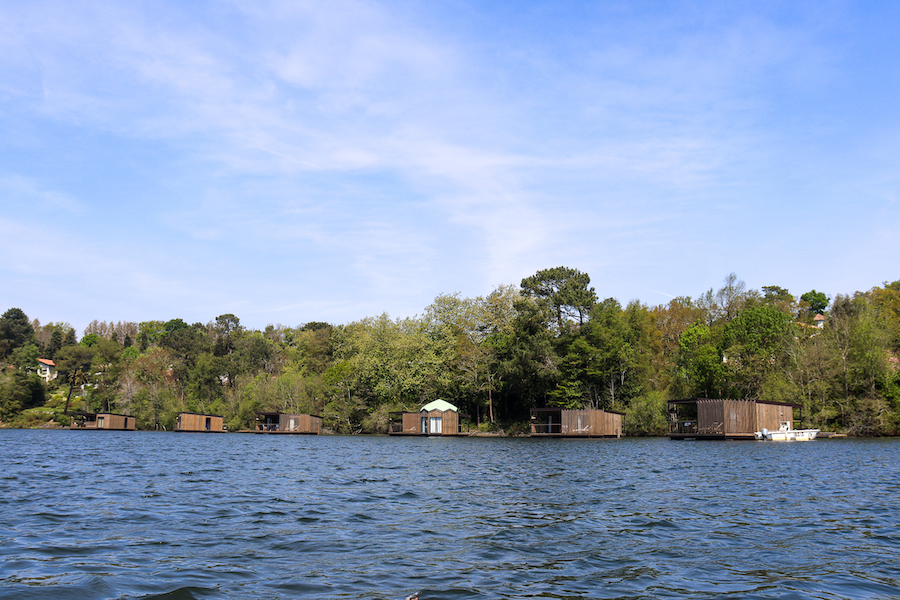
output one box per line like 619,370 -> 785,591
755,422 -> 819,441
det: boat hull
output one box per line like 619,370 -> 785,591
754,428 -> 819,441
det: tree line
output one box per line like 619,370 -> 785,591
2,268 -> 898,435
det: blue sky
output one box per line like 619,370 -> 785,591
2,0 -> 898,334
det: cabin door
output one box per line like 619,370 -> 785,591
97,416 -> 105,429
421,416 -> 428,434
205,417 -> 211,431
430,416 -> 442,435
289,418 -> 296,431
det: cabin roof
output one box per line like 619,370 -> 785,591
668,397 -> 800,408
531,407 -> 626,415
38,358 -> 55,366
70,411 -> 134,417
178,412 -> 223,417
420,399 -> 458,412
256,412 -> 324,418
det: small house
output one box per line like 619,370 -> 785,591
255,412 -> 322,434
70,412 -> 136,431
530,408 -> 624,438
389,399 -> 465,436
37,358 -> 57,382
668,398 -> 800,440
175,412 -> 225,433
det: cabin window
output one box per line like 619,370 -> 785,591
429,416 -> 442,434
545,413 -> 561,434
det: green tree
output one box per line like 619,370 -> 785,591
622,391 -> 668,436
721,305 -> 794,399
716,273 -> 748,322
0,370 -> 46,421
0,308 -> 34,360
521,266 -> 597,329
88,337 -> 124,413
55,344 -> 94,413
10,343 -> 40,370
800,290 -> 829,315
492,297 -> 558,419
423,288 -> 517,423
760,285 -> 796,315
553,299 -> 660,410
674,322 -> 725,399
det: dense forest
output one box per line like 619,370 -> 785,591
2,268 -> 899,435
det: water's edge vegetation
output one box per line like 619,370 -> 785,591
2,268 -> 899,435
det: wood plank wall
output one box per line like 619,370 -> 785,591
279,414 -> 322,434
96,414 -> 135,430
439,409 -> 459,435
177,413 -> 224,432
397,410 -> 459,434
402,412 -> 421,433
723,400 -> 755,434
696,400 -> 725,435
686,399 -> 798,436
558,410 -> 622,437
756,403 -> 794,431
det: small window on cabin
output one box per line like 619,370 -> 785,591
677,403 -> 697,423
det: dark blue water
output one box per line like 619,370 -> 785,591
0,431 -> 897,599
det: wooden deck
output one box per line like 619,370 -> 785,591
669,432 -> 757,440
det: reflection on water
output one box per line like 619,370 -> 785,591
0,430 -> 898,599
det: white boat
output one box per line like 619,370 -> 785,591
755,421 -> 819,441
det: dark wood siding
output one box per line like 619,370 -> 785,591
254,413 -> 321,434
531,409 -> 623,437
176,413 -> 224,432
439,409 -> 459,435
723,400 -> 755,434
669,399 -> 800,439
756,402 -> 794,431
391,410 -> 461,435
401,412 -> 421,434
696,399 -> 725,436
279,414 -> 321,434
72,413 -> 135,430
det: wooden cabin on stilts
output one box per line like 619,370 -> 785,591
667,398 -> 801,440
389,400 -> 467,436
529,408 -> 624,438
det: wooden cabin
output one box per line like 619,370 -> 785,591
668,398 -> 800,440
175,412 -> 225,433
70,412 -> 136,431
389,399 -> 464,436
255,412 -> 322,434
530,408 -> 624,438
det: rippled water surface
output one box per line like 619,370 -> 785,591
0,430 -> 898,599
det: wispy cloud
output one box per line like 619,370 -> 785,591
1,175 -> 84,213
1,0 -> 897,331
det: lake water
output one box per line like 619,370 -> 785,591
0,430 -> 897,600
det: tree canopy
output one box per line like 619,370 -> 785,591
2,270 -> 899,436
